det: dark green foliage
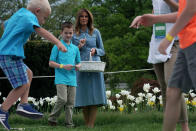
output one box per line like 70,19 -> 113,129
24,41 -> 56,98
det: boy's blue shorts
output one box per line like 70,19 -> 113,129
0,55 -> 29,88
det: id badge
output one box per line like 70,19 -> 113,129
155,23 -> 166,39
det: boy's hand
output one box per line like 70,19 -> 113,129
129,16 -> 142,28
158,38 -> 171,55
63,64 -> 74,70
57,42 -> 67,52
130,14 -> 156,28
75,64 -> 81,71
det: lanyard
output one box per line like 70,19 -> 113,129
154,0 -> 166,39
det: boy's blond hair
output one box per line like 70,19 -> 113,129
27,0 -> 51,13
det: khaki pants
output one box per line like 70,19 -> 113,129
153,41 -> 188,123
48,84 -> 76,125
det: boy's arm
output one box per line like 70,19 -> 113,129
49,61 -> 61,68
130,12 -> 177,28
49,61 -> 73,70
152,12 -> 178,23
159,0 -> 196,54
164,0 -> 179,11
35,27 -> 67,52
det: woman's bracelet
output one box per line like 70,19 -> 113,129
59,64 -> 64,69
166,33 -> 174,42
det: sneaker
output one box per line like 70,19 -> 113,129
16,103 -> 43,119
0,108 -> 10,130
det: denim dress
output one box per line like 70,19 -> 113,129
72,28 -> 107,107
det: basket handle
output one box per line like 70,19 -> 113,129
89,52 -> 92,61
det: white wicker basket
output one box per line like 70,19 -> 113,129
79,61 -> 106,72
79,52 -> 106,72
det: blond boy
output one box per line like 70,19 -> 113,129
0,0 -> 66,130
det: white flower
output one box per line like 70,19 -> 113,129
146,93 -> 153,99
184,98 -> 189,102
135,97 -> 143,104
120,105 -> 124,108
28,97 -> 36,103
138,93 -> 145,98
39,98 -> 44,106
127,95 -> 135,101
117,100 -> 123,105
107,99 -> 112,106
50,97 -> 57,105
149,95 -> 156,102
159,100 -> 163,105
158,95 -> 162,101
120,90 -> 130,96
110,105 -> 116,110
130,103 -> 135,107
0,92 -> 1,96
152,87 -> 160,94
106,90 -> 111,98
143,83 -> 151,92
189,89 -> 194,94
135,108 -> 138,111
116,94 -> 121,99
3,97 -> 6,101
45,97 -> 51,103
17,98 -> 21,102
34,101 -> 39,106
190,93 -> 196,98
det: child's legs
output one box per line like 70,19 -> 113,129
163,87 -> 182,131
1,84 -> 29,111
0,56 -> 31,111
48,84 -> 67,122
65,86 -> 76,125
153,63 -> 166,109
164,43 -> 189,124
164,48 -> 191,131
20,68 -> 33,104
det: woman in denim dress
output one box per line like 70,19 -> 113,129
72,8 -> 107,128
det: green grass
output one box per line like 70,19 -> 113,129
1,111 -> 196,131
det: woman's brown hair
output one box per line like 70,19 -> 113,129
75,8 -> 94,35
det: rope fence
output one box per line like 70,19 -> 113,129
0,68 -> 154,80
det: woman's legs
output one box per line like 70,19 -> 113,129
88,106 -> 97,128
82,107 -> 89,126
82,105 -> 97,128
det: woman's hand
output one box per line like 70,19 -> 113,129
78,38 -> 86,48
90,48 -> 96,56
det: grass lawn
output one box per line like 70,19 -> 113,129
1,111 -> 196,131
